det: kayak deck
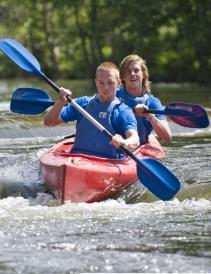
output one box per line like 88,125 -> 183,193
40,134 -> 164,203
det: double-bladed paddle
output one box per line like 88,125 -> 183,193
0,38 -> 181,200
10,87 -> 209,128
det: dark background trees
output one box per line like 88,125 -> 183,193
0,0 -> 211,84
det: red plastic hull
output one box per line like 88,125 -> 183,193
40,135 -> 164,203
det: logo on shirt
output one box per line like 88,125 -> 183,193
99,112 -> 107,119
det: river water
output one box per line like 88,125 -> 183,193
0,80 -> 211,274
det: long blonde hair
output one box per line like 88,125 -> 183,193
119,54 -> 151,92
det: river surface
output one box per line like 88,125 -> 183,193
0,80 -> 211,274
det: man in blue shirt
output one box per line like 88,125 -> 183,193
44,62 -> 140,159
118,54 -> 172,144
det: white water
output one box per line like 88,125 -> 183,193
0,94 -> 211,273
0,197 -> 211,274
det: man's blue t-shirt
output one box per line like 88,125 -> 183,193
60,96 -> 137,137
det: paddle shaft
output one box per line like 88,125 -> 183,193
144,108 -> 192,116
145,109 -> 166,115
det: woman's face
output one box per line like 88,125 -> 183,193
122,60 -> 144,96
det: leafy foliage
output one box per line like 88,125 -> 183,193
0,0 -> 211,83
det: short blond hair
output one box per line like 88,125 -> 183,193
96,62 -> 120,80
119,54 -> 151,91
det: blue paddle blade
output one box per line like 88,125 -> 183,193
166,102 -> 209,128
0,38 -> 41,75
145,102 -> 209,128
121,147 -> 181,200
137,158 -> 180,200
10,88 -> 54,115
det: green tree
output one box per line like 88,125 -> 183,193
0,0 -> 210,84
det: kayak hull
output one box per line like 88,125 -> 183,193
40,135 -> 164,203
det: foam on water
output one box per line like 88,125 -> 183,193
0,102 -> 10,112
1,195 -> 211,221
0,196 -> 211,273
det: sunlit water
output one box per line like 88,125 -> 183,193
0,82 -> 211,273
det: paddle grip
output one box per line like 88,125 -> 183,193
133,108 -> 164,115
144,109 -> 163,114
41,73 -> 74,105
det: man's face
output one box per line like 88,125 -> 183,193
122,60 -> 144,95
95,70 -> 119,103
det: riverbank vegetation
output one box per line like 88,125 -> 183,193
0,0 -> 211,84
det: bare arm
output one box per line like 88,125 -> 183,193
44,87 -> 72,127
134,104 -> 172,142
147,115 -> 172,142
111,129 -> 140,152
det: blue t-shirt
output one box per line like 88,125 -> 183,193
60,96 -> 137,137
116,87 -> 165,120
116,87 -> 165,142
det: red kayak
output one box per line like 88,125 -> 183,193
40,134 -> 165,203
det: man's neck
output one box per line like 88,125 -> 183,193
99,96 -> 115,103
127,88 -> 143,97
